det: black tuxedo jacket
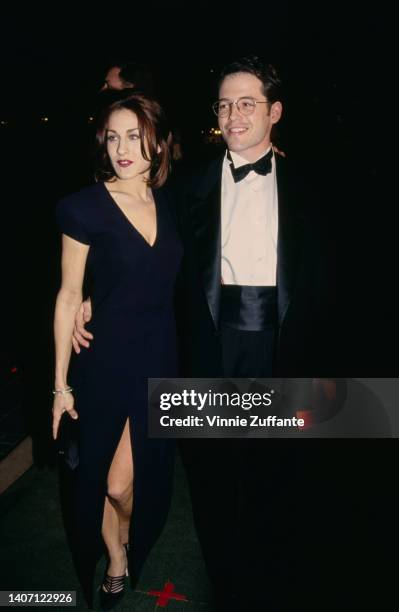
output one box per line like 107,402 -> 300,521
173,152 -> 336,377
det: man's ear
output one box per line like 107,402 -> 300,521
270,101 -> 283,125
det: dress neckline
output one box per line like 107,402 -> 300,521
100,182 -> 158,248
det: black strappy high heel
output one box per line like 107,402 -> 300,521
99,545 -> 129,611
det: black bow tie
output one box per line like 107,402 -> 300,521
227,149 -> 273,183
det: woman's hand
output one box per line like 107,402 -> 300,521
52,392 -> 78,440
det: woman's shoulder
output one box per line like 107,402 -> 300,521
58,182 -> 104,209
56,183 -> 104,244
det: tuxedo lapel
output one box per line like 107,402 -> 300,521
188,154 -> 303,331
276,156 -> 304,327
189,157 -> 223,329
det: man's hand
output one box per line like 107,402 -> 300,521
296,379 -> 338,428
272,144 -> 286,158
72,298 -> 93,353
313,378 -> 337,402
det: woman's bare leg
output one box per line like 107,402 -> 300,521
101,419 -> 133,579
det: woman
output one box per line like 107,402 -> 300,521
52,90 -> 182,610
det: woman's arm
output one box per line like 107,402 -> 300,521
52,234 -> 90,440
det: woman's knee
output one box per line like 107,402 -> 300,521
107,480 -> 133,503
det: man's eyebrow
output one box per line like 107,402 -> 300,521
218,96 -> 253,101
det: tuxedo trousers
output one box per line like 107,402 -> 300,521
180,284 -> 350,609
180,286 -> 294,608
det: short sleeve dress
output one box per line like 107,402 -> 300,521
56,182 -> 182,607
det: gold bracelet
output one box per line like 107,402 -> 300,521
52,387 -> 73,396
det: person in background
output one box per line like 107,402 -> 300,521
100,59 -> 155,95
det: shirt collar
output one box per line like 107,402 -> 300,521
226,146 -> 273,169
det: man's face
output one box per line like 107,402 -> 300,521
218,72 -> 282,162
101,66 -> 125,91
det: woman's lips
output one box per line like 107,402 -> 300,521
117,160 -> 133,167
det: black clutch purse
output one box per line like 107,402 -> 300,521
57,413 -> 79,470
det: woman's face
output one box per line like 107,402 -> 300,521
106,108 -> 151,181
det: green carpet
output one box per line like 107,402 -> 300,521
0,455 -> 213,611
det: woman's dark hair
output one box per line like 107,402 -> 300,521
218,55 -> 283,103
94,89 -> 170,188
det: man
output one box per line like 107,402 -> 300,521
75,56 -> 339,610
100,60 -> 155,94
176,57 -> 334,378
173,56 -> 340,611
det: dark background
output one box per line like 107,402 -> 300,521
0,6 -> 396,607
0,5 -> 395,448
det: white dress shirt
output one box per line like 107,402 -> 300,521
221,147 -> 278,286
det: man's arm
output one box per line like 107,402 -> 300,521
72,298 -> 93,353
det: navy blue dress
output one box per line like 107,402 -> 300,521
56,182 -> 182,607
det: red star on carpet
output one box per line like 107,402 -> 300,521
147,581 -> 188,607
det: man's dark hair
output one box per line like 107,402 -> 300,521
102,59 -> 155,94
94,89 -> 170,188
218,55 -> 282,103
119,61 -> 155,95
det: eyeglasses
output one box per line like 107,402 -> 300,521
212,97 -> 269,117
